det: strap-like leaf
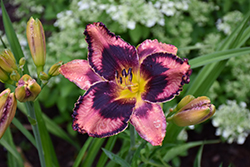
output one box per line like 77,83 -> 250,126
102,148 -> 131,167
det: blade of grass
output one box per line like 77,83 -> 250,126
0,128 -> 24,167
187,11 -> 250,96
42,114 -> 80,150
102,148 -> 131,167
131,141 -> 147,167
1,0 -> 29,74
12,117 -> 37,147
17,101 -> 79,149
97,136 -> 118,167
162,140 -> 219,162
33,101 -> 59,167
73,137 -> 93,167
189,47 -> 250,69
193,145 -> 204,167
81,138 -> 105,167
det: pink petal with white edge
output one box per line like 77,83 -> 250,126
72,81 -> 136,137
59,59 -> 102,90
84,22 -> 138,81
140,53 -> 192,103
130,102 -> 166,146
137,39 -> 178,64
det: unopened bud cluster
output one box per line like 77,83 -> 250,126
0,49 -> 24,83
0,17 -> 63,138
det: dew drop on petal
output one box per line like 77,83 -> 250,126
153,120 -> 161,129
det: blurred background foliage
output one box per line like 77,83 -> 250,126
1,0 -> 250,147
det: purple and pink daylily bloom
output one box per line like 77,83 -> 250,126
59,22 -> 191,146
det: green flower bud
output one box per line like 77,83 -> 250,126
0,88 -> 17,139
0,49 -> 17,73
0,67 -> 10,83
26,17 -> 46,72
168,96 -> 216,127
39,71 -> 49,80
48,61 -> 63,77
170,95 -> 195,113
15,74 -> 41,102
19,57 -> 26,69
10,70 -> 20,82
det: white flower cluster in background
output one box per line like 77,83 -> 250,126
10,0 -> 44,17
216,10 -> 243,35
212,100 -> 250,144
54,0 -> 189,30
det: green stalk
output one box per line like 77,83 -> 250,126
81,138 -> 105,167
25,101 -> 46,167
125,125 -> 137,163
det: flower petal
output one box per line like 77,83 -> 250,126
137,39 -> 178,64
140,53 -> 191,103
130,102 -> 166,146
84,22 -> 139,81
72,81 -> 136,137
59,59 -> 102,90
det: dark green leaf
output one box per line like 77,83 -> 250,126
102,148 -> 131,167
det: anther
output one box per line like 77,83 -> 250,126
129,72 -> 133,82
128,68 -> 132,75
122,69 -> 127,77
119,77 -> 123,84
115,71 -> 119,78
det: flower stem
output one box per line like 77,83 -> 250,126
25,101 -> 46,167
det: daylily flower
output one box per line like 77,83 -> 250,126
59,22 -> 191,146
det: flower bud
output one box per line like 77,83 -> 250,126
10,70 -> 20,82
0,49 -> 18,73
15,74 -> 41,102
19,57 -> 26,69
168,96 -> 216,127
170,95 -> 195,113
0,88 -> 17,139
26,17 -> 46,71
48,61 -> 63,77
39,71 -> 49,80
0,67 -> 10,83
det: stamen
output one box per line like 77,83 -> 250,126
119,76 -> 123,84
115,71 -> 118,78
129,72 -> 133,82
128,68 -> 132,75
122,69 -> 127,77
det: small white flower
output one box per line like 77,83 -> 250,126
127,21 -> 136,30
237,134 -> 247,144
215,128 -> 222,136
222,129 -> 231,138
146,19 -> 156,28
154,1 -> 161,8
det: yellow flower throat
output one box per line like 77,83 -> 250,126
115,68 -> 146,102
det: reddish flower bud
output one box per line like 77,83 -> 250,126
169,96 -> 216,127
26,17 -> 46,72
15,74 -> 41,102
0,88 -> 17,139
